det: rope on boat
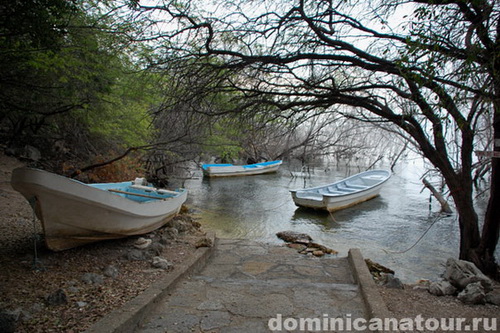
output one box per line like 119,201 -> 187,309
28,197 -> 45,271
260,199 -> 291,212
382,214 -> 447,255
328,211 -> 337,223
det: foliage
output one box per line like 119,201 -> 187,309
0,0 -> 77,50
0,0 -> 157,176
3,0 -> 498,276
123,0 -> 500,275
80,154 -> 146,183
83,71 -> 158,148
204,122 -> 243,162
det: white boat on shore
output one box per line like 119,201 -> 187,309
290,169 -> 391,212
202,160 -> 282,177
11,167 -> 187,251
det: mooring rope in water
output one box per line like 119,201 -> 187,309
382,214 -> 449,255
328,211 -> 337,223
260,199 -> 291,212
28,197 -> 45,271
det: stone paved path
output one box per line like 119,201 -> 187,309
136,239 -> 368,332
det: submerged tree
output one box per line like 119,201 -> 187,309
125,0 -> 499,276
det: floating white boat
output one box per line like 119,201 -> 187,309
290,169 -> 391,212
202,160 -> 282,177
11,167 -> 187,251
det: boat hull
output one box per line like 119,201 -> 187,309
291,184 -> 384,212
11,168 -> 187,251
290,170 -> 391,212
202,160 -> 282,177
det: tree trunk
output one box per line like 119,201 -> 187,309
450,174 -> 499,278
476,97 -> 500,279
444,171 -> 485,271
453,191 -> 481,260
422,177 -> 452,214
477,163 -> 500,278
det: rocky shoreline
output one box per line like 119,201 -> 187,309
1,152 -> 499,332
0,152 -> 211,332
275,230 -> 500,332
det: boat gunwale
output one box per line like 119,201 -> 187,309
202,160 -> 282,177
202,160 -> 282,171
290,170 -> 391,199
11,167 -> 189,251
11,167 -> 187,210
321,183 -> 384,198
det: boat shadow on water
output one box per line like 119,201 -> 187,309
291,196 -> 389,230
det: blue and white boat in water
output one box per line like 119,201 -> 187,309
11,167 -> 187,251
290,169 -> 391,212
202,160 -> 282,177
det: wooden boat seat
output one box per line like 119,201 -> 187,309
319,189 -> 340,195
324,186 -> 350,194
296,191 -> 323,200
338,188 -> 356,193
345,183 -> 368,190
325,191 -> 345,195
130,184 -> 179,195
336,183 -> 357,192
108,189 -> 166,200
360,176 -> 384,185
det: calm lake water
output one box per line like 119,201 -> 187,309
183,160 -> 494,283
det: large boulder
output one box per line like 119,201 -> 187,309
485,291 -> 500,306
457,282 -> 486,305
443,258 -> 493,292
428,281 -> 457,296
382,273 -> 404,289
276,231 -> 312,244
365,258 -> 395,278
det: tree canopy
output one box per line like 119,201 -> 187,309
0,0 -> 157,175
121,0 -> 499,276
1,0 -> 498,276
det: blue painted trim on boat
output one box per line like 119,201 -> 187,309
201,163 -> 233,170
88,182 -> 184,202
201,160 -> 282,170
243,160 -> 282,169
89,181 -> 134,190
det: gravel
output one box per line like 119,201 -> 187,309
0,152 -> 204,332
